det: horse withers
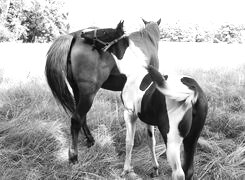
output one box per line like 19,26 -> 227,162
45,21 -> 129,164
119,64 -> 208,179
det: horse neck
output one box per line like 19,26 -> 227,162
144,27 -> 160,48
129,29 -> 159,49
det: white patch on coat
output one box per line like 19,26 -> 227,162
165,98 -> 190,180
112,39 -> 150,113
112,39 -> 148,77
121,70 -> 150,113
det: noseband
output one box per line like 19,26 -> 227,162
92,29 -> 126,52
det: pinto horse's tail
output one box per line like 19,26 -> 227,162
147,65 -> 198,105
45,35 -> 75,114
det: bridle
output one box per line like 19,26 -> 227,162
92,29 -> 126,52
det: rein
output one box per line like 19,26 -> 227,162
93,29 -> 126,52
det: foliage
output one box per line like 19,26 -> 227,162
214,24 -> 245,44
160,23 -> 245,43
0,0 -> 69,42
0,24 -> 14,42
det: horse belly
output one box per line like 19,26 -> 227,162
138,113 -> 159,126
101,74 -> 127,91
137,86 -> 161,126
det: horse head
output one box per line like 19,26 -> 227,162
81,21 -> 125,51
142,18 -> 161,26
108,18 -> 162,60
140,18 -> 161,49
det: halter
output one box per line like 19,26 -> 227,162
93,29 -> 126,52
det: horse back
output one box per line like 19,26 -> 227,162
69,37 -> 123,92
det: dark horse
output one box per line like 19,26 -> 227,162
45,19 -> 155,164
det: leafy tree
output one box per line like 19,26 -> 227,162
1,0 -> 69,42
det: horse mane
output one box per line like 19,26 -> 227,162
129,22 -> 160,47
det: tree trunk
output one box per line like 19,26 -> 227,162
0,0 -> 11,22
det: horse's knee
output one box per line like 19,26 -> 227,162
71,113 -> 82,129
71,112 -> 86,129
146,127 -> 155,143
125,138 -> 134,148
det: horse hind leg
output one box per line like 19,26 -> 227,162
182,135 -> 198,180
146,125 -> 159,177
68,92 -> 96,164
182,115 -> 206,180
69,112 -> 82,164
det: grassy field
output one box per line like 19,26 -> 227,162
0,43 -> 245,179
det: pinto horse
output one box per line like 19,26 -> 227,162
45,19 -> 161,164
117,64 -> 208,178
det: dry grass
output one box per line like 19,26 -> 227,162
0,45 -> 245,179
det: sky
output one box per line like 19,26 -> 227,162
67,0 -> 245,32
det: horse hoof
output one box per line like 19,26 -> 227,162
86,138 -> 95,148
68,150 -> 78,164
150,167 -> 159,178
69,155 -> 78,164
121,170 -> 142,180
150,171 -> 159,178
192,174 -> 198,180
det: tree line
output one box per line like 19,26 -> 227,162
1,0 -> 244,44
0,0 -> 69,42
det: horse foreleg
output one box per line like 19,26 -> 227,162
122,110 -> 137,176
146,125 -> 159,177
166,136 -> 185,180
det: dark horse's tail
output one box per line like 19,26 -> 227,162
45,35 -> 75,114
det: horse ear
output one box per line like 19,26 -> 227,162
116,20 -> 124,32
139,73 -> 152,91
147,65 -> 165,87
157,18 -> 161,25
142,18 -> 149,25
